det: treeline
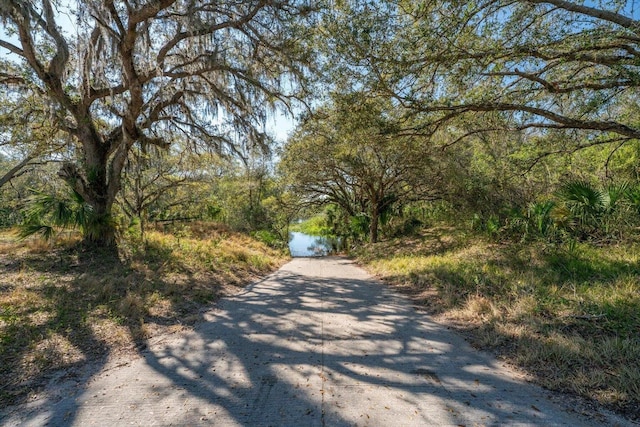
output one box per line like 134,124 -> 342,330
0,143 -> 292,248
280,0 -> 640,247
281,94 -> 640,247
1,0 -> 640,250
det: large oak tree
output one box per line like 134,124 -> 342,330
0,0 -> 316,246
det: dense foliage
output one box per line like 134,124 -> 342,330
2,0 -> 639,248
280,0 -> 640,247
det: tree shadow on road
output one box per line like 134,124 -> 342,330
0,236 -> 261,425
5,257 -> 598,426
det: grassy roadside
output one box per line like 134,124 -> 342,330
354,226 -> 640,420
0,222 -> 288,407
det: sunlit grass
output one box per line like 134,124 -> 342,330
0,222 -> 288,406
355,228 -> 640,419
140,228 -> 280,274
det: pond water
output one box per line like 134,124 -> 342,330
288,231 -> 340,257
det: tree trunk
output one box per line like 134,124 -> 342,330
139,214 -> 146,240
80,193 -> 117,249
58,133 -> 120,250
370,206 -> 379,243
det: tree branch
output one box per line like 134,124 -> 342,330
526,0 -> 640,33
420,102 -> 640,140
0,154 -> 37,188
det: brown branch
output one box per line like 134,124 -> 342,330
526,0 -> 640,33
0,40 -> 24,56
156,1 -> 268,64
442,127 -> 506,149
41,0 -> 69,77
485,71 -> 635,93
0,154 -> 37,188
421,102 -> 640,140
144,91 -> 184,125
129,0 -> 177,25
0,72 -> 30,86
106,0 -> 125,35
604,138 -> 629,178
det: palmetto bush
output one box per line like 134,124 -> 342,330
495,180 -> 640,243
626,184 -> 640,216
553,180 -> 639,241
19,189 -> 108,241
603,182 -> 629,213
557,180 -> 604,235
528,200 -> 556,237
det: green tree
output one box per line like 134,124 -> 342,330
118,144 -> 222,238
281,92 -> 440,243
314,0 -> 640,242
261,190 -> 301,243
371,1 -> 638,143
0,0 -> 318,248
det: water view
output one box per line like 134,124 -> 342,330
288,232 -> 340,257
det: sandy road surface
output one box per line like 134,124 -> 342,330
1,257 -> 632,426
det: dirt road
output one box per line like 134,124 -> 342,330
1,257 -> 631,426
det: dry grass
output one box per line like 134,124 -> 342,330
355,228 -> 640,421
0,223 -> 288,406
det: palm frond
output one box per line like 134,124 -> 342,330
18,223 -> 55,241
626,185 -> 640,214
528,200 -> 555,235
558,180 -> 604,211
19,188 -> 96,241
557,180 -> 604,229
603,181 -> 629,212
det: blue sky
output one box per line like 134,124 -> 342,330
268,112 -> 296,143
